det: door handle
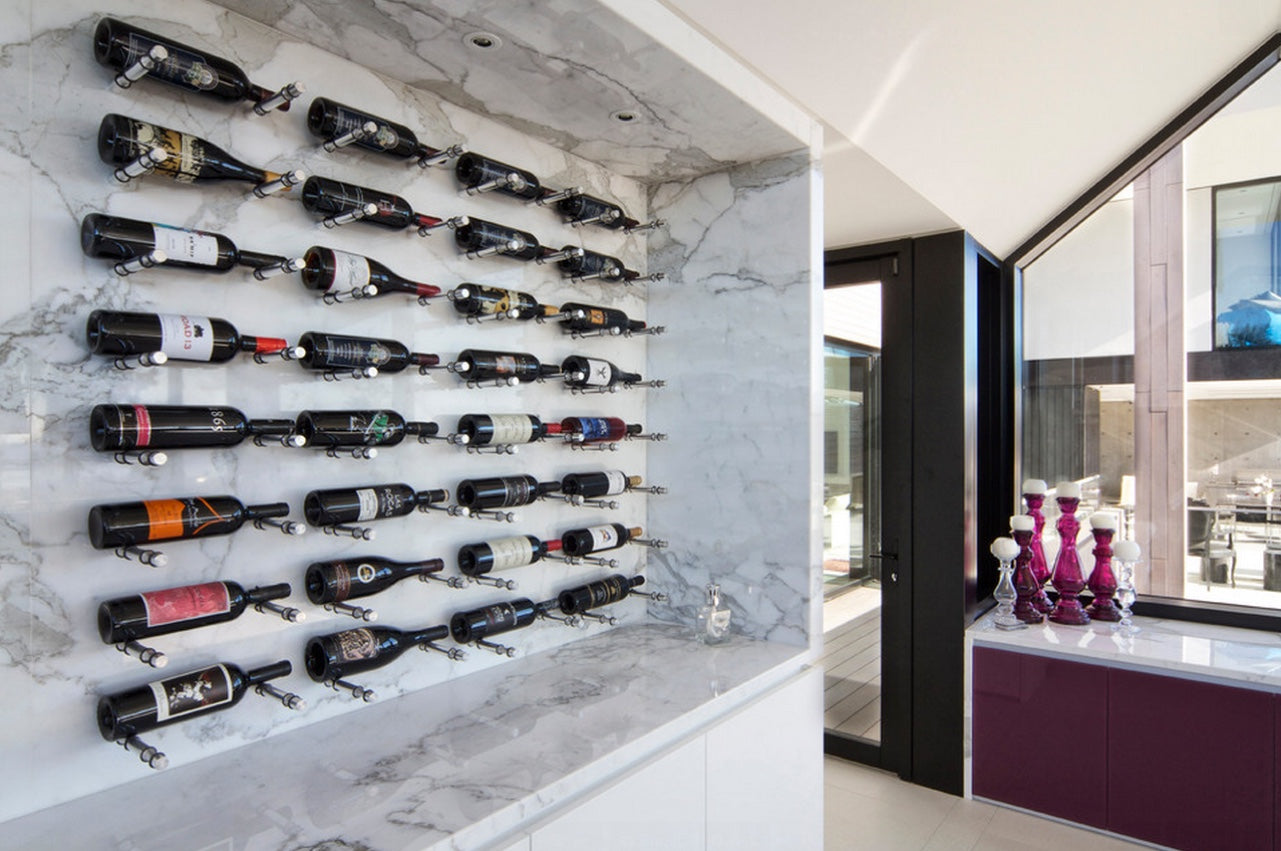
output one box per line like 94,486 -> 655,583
869,550 -> 898,583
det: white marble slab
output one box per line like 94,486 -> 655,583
0,625 -> 804,851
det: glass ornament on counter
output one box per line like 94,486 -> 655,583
1048,481 -> 1089,625
1112,540 -> 1141,635
1021,479 -> 1054,613
696,583 -> 731,645
1085,513 -> 1121,622
989,537 -> 1026,631
1008,515 -> 1044,624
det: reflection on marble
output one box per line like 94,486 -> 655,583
0,624 -> 803,850
969,611 -> 1281,692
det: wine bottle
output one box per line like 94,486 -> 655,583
99,581 -> 292,644
558,574 -> 645,614
457,535 -> 561,577
90,404 -> 300,452
561,471 -> 641,499
455,476 -> 561,511
303,484 -> 443,527
306,556 -> 445,605
558,247 -> 627,281
449,285 -> 547,320
451,349 -> 559,383
454,414 -> 561,446
450,599 -> 537,644
453,217 -> 541,261
86,310 -> 290,363
301,176 -> 438,231
306,97 -> 433,160
560,417 -> 643,444
296,332 -> 440,373
555,193 -> 633,229
558,302 -> 649,334
561,524 -> 642,556
80,213 -> 282,273
560,355 -> 643,388
97,660 -> 292,742
300,246 -> 441,301
454,152 -> 543,200
294,410 -> 438,449
98,114 -> 281,186
304,623 -> 450,682
88,496 -> 290,549
93,18 -> 286,109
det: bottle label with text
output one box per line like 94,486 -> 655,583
488,415 -> 534,445
141,582 -> 231,627
328,249 -> 372,289
151,224 -> 219,265
334,628 -> 379,662
487,536 -> 537,571
150,664 -> 232,722
157,313 -> 215,361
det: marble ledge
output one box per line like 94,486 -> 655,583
968,612 -> 1281,693
1,624 -> 805,851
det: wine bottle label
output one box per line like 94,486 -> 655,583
477,288 -> 510,316
130,404 -> 152,447
328,249 -> 372,289
581,358 -> 612,387
585,309 -> 608,326
603,470 -> 628,495
157,313 -> 215,361
125,34 -> 220,91
487,537 -> 537,571
488,415 -> 534,445
493,355 -> 518,375
129,119 -> 204,183
150,664 -> 232,722
335,628 -> 379,662
500,477 -> 534,506
142,497 -> 230,541
355,488 -> 380,522
318,336 -> 391,368
150,223 -> 219,266
331,107 -> 400,150
358,411 -> 395,444
481,602 -> 518,630
141,582 -> 231,627
586,524 -> 618,551
588,576 -> 628,607
576,418 -> 611,442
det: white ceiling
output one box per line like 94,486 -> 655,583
661,0 -> 1281,257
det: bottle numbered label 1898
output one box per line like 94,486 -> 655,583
487,536 -> 537,571
150,664 -> 232,722
157,313 -> 215,361
487,415 -> 534,445
151,224 -> 219,265
141,582 -> 231,627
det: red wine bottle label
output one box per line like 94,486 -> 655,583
131,404 -> 153,447
328,249 -> 371,289
150,664 -> 232,722
586,524 -> 618,551
335,628 -> 379,662
488,415 -> 534,445
603,471 -> 628,495
487,536 -> 537,571
157,313 -> 215,361
141,582 -> 231,627
581,358 -> 612,387
142,497 -> 230,541
125,34 -> 220,91
151,223 -> 218,265
493,355 -> 517,375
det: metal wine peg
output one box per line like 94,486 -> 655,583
116,640 -> 167,668
253,432 -> 307,448
321,284 -> 379,304
323,121 -> 377,152
253,80 -> 306,116
253,169 -> 306,199
468,574 -> 517,590
544,552 -> 618,568
629,379 -> 666,389
465,172 -> 523,196
417,502 -> 470,517
252,517 -> 307,537
114,545 -> 167,568
570,442 -> 621,453
465,377 -> 522,389
536,186 -> 582,206
321,523 -> 375,541
113,146 -> 167,183
323,601 -> 377,622
253,599 -> 306,622
417,362 -> 449,375
323,445 -> 378,461
253,257 -> 306,281
570,209 -> 622,228
628,484 -> 668,495
419,572 -> 468,589
570,386 -> 620,396
628,272 -> 667,284
119,734 -> 168,771
631,537 -> 668,549
623,218 -> 667,234
569,496 -> 620,510
418,215 -> 469,237
576,611 -> 617,626
416,143 -> 465,169
114,44 -> 168,88
569,328 -> 623,340
629,325 -> 666,337
465,238 -> 522,260
325,677 -> 375,702
465,443 -> 518,456
629,432 -> 668,442
322,202 -> 378,229
252,346 -> 307,365
469,509 -> 516,523
321,366 -> 380,382
537,246 -> 584,264
420,640 -> 466,661
630,589 -> 669,603
111,449 -> 168,467
113,249 -> 167,276
535,605 -> 579,628
416,432 -> 453,444
472,638 -> 516,658
254,682 -> 306,711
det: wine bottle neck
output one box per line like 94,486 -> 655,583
415,489 -> 447,506
247,419 -> 295,437
245,660 -> 292,686
411,352 -> 440,367
407,624 -> 450,645
240,335 -> 289,354
246,583 -> 291,604
403,558 -> 445,575
237,249 -> 288,269
244,502 -> 290,521
413,213 -> 441,230
404,421 -> 440,437
537,481 -> 562,496
544,538 -> 563,553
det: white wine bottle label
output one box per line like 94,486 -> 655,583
151,664 -> 232,722
158,313 -> 215,361
335,628 -> 379,662
587,524 -> 618,551
489,415 -> 534,445
328,249 -> 371,289
582,358 -> 612,387
494,355 -> 518,375
355,488 -> 379,522
141,582 -> 231,627
603,470 -> 628,495
151,224 -> 219,266
487,536 -> 537,571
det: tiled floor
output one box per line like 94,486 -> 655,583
824,757 -> 1147,850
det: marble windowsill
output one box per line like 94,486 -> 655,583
1,624 -> 802,851
968,612 -> 1281,692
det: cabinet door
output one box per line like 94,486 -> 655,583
1109,668 -> 1272,851
972,647 -> 1108,827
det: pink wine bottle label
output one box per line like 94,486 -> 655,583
150,665 -> 233,721
141,582 -> 231,627
131,404 -> 153,447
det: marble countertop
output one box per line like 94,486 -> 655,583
1,624 -> 802,851
968,613 -> 1281,692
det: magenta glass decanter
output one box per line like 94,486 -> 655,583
1010,515 -> 1045,624
1085,513 -> 1120,622
1022,479 -> 1054,613
1048,481 -> 1090,625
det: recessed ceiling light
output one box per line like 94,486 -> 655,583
610,109 -> 640,124
463,31 -> 502,50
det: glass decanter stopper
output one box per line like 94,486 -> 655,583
696,583 -> 731,645
1010,514 -> 1044,624
1112,540 -> 1141,635
1022,479 -> 1054,613
990,537 -> 1026,630
1085,513 -> 1120,622
1048,481 -> 1090,625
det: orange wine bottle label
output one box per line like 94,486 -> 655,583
144,499 -> 186,541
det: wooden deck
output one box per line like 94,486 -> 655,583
821,608 -> 881,740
